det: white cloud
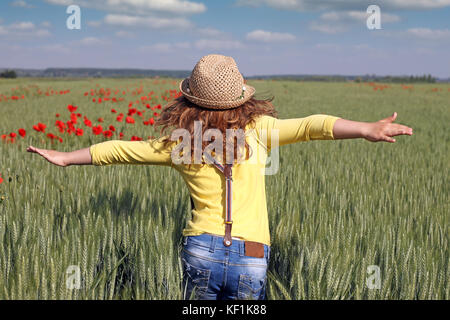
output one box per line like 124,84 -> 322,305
75,37 -> 110,46
406,28 -> 450,40
322,11 -> 400,23
236,0 -> 450,11
87,21 -> 102,27
0,21 -> 50,37
10,0 -> 35,8
34,29 -> 51,37
246,30 -> 296,42
378,28 -> 450,41
309,22 -> 347,34
115,30 -> 135,38
140,42 -> 191,53
196,27 -> 226,37
309,10 -> 400,33
194,39 -> 243,50
45,0 -> 73,4
45,0 -> 206,15
104,14 -> 192,29
9,21 -> 35,30
321,11 -> 400,23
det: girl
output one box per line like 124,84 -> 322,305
27,54 -> 413,300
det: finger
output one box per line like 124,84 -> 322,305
30,147 -> 47,158
27,146 -> 40,154
379,112 -> 397,123
383,135 -> 396,143
391,124 -> 413,136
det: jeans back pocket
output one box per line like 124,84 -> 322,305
182,258 -> 211,299
237,274 -> 267,300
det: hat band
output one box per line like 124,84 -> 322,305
186,81 -> 247,102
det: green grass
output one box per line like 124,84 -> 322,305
0,78 -> 448,299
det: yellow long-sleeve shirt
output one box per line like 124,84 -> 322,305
89,114 -> 341,246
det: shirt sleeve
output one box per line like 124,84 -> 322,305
89,136 -> 174,166
254,114 -> 341,149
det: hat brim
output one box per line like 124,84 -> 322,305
179,78 -> 255,110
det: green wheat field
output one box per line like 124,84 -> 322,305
0,78 -> 448,299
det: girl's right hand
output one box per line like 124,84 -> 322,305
27,146 -> 68,167
362,112 -> 413,143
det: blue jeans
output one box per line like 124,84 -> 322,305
181,233 -> 270,300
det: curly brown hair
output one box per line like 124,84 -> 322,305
155,95 -> 278,165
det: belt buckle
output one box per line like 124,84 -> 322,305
244,241 -> 264,258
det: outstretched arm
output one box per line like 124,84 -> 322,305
27,137 -> 173,167
26,146 -> 92,167
255,112 -> 413,149
333,112 -> 413,143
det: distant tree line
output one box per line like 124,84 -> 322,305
355,74 -> 436,83
0,68 -> 441,83
250,74 -> 438,83
0,70 -> 17,79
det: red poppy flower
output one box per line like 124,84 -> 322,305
111,108 -> 117,113
103,130 -> 113,138
9,132 -> 16,138
119,132 -> 124,139
56,113 -> 60,117
92,125 -> 103,135
66,121 -> 75,134
75,128 -> 84,136
149,118 -> 155,125
1,134 -> 7,140
67,105 -> 77,112
70,113 -> 78,124
47,133 -> 56,140
109,125 -> 116,132
126,116 -> 135,124
0,175 -> 3,184
18,128 -> 26,138
131,135 -> 142,141
84,118 -> 92,127
97,117 -> 104,123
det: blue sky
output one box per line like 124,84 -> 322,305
1,0 -> 449,77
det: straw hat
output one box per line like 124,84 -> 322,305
179,54 -> 255,110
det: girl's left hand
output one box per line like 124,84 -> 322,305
363,112 -> 413,143
27,146 -> 67,167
